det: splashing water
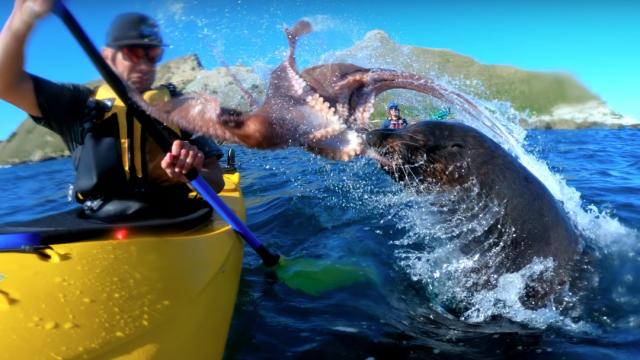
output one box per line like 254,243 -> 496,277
313,32 -> 640,330
149,1 -> 638,336
462,258 -> 560,324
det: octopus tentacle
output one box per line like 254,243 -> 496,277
284,20 -> 312,96
305,129 -> 365,161
148,18 -> 498,162
283,21 -> 350,137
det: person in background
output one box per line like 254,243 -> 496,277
0,0 -> 225,221
380,101 -> 408,129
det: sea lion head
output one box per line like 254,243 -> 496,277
366,121 -> 490,186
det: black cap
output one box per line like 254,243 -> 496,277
106,13 -> 166,48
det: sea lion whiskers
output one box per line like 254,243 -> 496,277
400,164 -> 423,186
375,144 -> 425,186
365,148 -> 394,167
401,153 -> 433,186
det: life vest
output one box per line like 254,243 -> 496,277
388,118 -> 407,129
73,84 -> 189,202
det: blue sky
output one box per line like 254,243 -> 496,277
0,0 -> 638,140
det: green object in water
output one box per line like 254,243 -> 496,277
274,257 -> 376,296
431,107 -> 452,120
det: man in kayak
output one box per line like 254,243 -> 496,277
380,101 -> 409,129
0,1 -> 225,221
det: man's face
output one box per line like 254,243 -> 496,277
111,46 -> 163,92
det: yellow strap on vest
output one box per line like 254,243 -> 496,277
94,84 -> 179,180
133,120 -> 143,178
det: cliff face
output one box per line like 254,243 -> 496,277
154,54 -> 204,90
0,119 -> 69,164
184,66 -> 265,111
1,32 -> 636,165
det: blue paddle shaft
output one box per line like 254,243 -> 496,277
190,176 -> 279,266
43,1 -> 281,267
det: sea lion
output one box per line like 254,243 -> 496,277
366,121 -> 580,307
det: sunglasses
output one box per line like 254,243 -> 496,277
120,46 -> 164,65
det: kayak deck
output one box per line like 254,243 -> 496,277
0,173 -> 245,359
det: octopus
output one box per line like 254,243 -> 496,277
148,20 -> 492,161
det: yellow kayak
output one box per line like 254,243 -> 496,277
0,172 -> 245,360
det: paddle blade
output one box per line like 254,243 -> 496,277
274,257 -> 376,296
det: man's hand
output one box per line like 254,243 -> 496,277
0,0 -> 55,115
12,0 -> 54,31
160,140 -> 205,182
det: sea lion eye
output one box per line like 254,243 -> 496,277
450,143 -> 463,150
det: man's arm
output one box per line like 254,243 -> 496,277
0,0 -> 54,116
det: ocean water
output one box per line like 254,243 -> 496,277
1,127 -> 638,359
